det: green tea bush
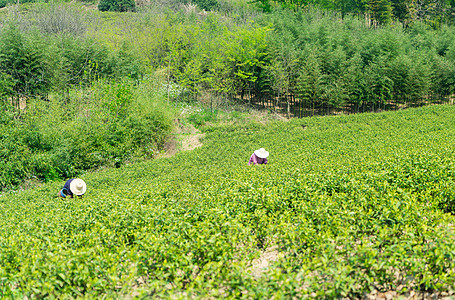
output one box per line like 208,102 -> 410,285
4,104 -> 455,298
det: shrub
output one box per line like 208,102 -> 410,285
0,77 -> 174,191
0,24 -> 50,104
29,2 -> 89,36
188,108 -> 217,127
192,0 -> 219,11
98,0 -> 136,12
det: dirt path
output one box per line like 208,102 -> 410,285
156,121 -> 205,158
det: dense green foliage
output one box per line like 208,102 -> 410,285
257,9 -> 455,116
1,1 -> 455,188
250,0 -> 455,26
0,3 -> 173,190
76,5 -> 455,118
98,0 -> 136,12
118,7 -> 455,116
1,3 -> 454,116
0,0 -> 455,299
0,78 -> 174,189
1,105 -> 455,298
1,1 -> 455,297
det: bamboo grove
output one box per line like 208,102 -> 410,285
115,6 -> 455,117
0,2 -> 454,119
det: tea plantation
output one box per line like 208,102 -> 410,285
2,105 -> 455,298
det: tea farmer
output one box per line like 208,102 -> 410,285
58,178 -> 86,198
248,148 -> 269,165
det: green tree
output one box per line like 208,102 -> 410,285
341,53 -> 368,111
430,55 -> 455,99
0,72 -> 14,102
390,0 -> 409,23
406,0 -> 452,27
363,56 -> 393,107
0,24 -> 48,110
330,0 -> 369,15
296,50 -> 324,116
58,36 -> 110,87
267,33 -> 299,116
0,72 -> 15,124
165,24 -> 197,101
225,25 -> 269,105
367,0 -> 394,25
98,0 -> 136,12
388,54 -> 431,104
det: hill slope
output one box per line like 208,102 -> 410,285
2,105 -> 455,298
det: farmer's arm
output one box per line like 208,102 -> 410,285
248,154 -> 257,165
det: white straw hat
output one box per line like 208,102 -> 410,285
254,148 -> 269,159
70,179 -> 87,196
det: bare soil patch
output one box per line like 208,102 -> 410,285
180,133 -> 204,151
249,245 -> 280,278
156,121 -> 205,158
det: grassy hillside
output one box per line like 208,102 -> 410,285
2,105 -> 455,298
1,1 -> 455,191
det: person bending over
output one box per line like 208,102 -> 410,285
58,178 -> 86,198
248,148 -> 269,165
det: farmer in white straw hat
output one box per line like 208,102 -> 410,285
58,178 -> 87,198
248,148 -> 269,165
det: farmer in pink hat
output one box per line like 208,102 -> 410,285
58,178 -> 87,198
248,148 -> 269,165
